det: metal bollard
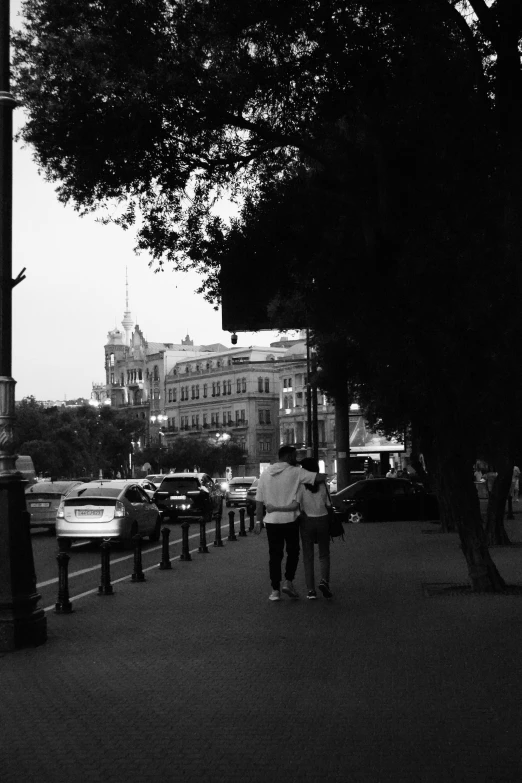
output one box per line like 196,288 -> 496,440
55,544 -> 73,614
228,510 -> 237,541
248,507 -> 255,532
159,526 -> 172,569
238,507 -> 247,537
180,519 -> 192,560
131,534 -> 146,582
214,509 -> 224,547
198,516 -> 210,553
98,539 -> 114,595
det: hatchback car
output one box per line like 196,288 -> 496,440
153,473 -> 223,523
330,478 -> 439,523
56,480 -> 161,546
145,474 -> 167,488
136,478 -> 159,498
225,477 -> 256,507
25,480 -> 84,532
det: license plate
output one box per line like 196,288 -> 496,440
30,502 -> 50,508
75,509 -> 103,517
171,495 -> 186,500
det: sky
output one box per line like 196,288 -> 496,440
10,0 -> 283,402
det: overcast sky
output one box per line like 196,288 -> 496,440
10,1 -> 283,402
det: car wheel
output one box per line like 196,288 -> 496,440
149,516 -> 161,542
348,510 -> 364,524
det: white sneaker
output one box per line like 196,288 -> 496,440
269,589 -> 281,601
281,580 -> 300,599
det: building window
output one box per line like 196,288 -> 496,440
212,382 -> 216,397
265,378 -> 270,393
242,377 -> 246,393
258,377 -> 263,392
168,389 -> 172,402
181,387 -> 185,401
203,383 -> 208,398
110,353 -> 115,367
206,362 -> 210,370
216,382 -> 220,397
240,409 -> 246,423
153,365 -> 159,381
266,409 -> 271,424
227,380 -> 232,395
173,388 -> 177,402
259,410 -> 265,424
236,378 -> 241,393
191,385 -> 195,399
228,411 -> 232,424
235,410 -> 239,424
196,385 -> 200,399
110,372 -> 114,384
203,414 -> 208,426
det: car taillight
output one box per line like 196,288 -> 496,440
114,501 -> 126,518
57,501 -> 64,518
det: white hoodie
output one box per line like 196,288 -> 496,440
255,463 -> 317,525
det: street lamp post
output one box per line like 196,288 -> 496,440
0,1 -> 46,648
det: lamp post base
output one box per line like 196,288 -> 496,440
0,475 -> 47,650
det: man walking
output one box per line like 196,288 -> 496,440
254,445 -> 326,601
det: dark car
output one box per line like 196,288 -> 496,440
331,478 -> 439,524
154,473 -> 223,523
245,478 -> 260,515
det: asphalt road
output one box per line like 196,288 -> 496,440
30,506 -> 235,612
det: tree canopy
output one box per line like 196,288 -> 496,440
14,398 -> 145,478
12,1 -> 522,589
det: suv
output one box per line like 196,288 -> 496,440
154,473 -> 223,522
225,476 -> 256,507
245,478 -> 259,514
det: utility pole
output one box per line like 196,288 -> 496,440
0,0 -> 46,649
305,329 -> 313,457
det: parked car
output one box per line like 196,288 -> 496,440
225,476 -> 256,507
330,478 -> 439,524
56,480 -> 161,546
245,478 -> 260,514
145,474 -> 168,488
327,475 -> 337,493
136,478 -> 159,498
153,473 -> 223,523
25,480 -> 84,532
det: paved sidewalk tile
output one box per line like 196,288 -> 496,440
2,521 -> 522,782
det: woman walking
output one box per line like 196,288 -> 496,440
296,458 -> 333,599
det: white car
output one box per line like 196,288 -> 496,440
135,478 -> 159,498
56,480 -> 161,547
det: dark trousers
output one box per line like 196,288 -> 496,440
265,521 -> 300,589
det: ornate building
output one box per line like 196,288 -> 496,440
163,345 -> 290,474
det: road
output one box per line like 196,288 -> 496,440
30,505 -> 243,612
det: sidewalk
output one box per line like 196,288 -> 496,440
2,518 -> 522,783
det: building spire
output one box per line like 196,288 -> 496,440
121,266 -> 134,346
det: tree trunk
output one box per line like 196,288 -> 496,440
435,442 -> 505,591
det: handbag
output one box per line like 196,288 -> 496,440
325,486 -> 344,540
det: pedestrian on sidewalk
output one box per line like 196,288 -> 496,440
254,445 -> 326,602
296,458 -> 333,600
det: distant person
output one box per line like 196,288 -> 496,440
386,467 -> 398,478
512,466 -> 520,502
474,468 -> 485,483
254,445 -> 326,602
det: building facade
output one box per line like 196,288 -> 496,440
163,346 -> 290,475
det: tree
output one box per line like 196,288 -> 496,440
13,400 -> 145,478
12,2 -> 522,590
134,436 -> 246,477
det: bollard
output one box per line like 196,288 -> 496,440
131,534 -> 146,582
238,507 -> 247,537
228,510 -> 237,541
214,509 -> 224,547
180,519 -> 192,561
248,507 -> 255,532
98,539 -> 114,595
198,516 -> 210,553
159,526 -> 172,569
55,544 -> 73,614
